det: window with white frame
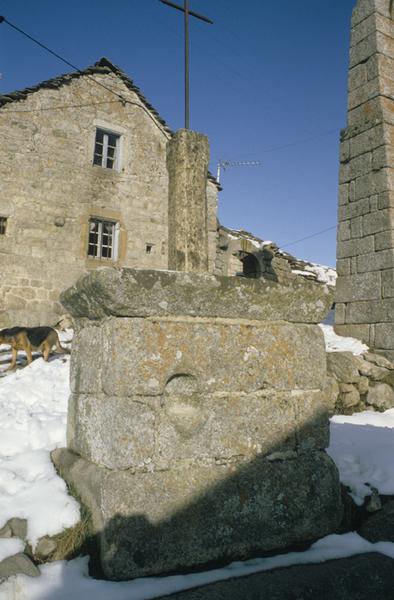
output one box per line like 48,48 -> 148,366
93,128 -> 120,170
87,218 -> 119,260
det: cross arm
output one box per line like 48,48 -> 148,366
159,0 -> 213,24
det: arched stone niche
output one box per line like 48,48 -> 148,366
163,374 -> 207,438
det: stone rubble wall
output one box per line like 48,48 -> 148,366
0,518 -> 56,579
54,267 -> 343,580
327,349 -> 394,413
215,227 -> 335,286
335,0 -> 394,360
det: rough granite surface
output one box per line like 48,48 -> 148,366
58,267 -> 342,579
60,267 -> 334,323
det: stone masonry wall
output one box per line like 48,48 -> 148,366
0,66 -> 218,327
54,267 -> 342,580
336,0 -> 394,360
167,130 -> 209,272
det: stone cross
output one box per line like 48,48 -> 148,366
159,0 -> 213,129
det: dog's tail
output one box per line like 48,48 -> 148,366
55,335 -> 71,355
58,342 -> 71,355
49,328 -> 71,355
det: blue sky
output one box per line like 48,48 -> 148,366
0,0 -> 355,266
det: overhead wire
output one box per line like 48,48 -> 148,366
0,16 -> 127,102
0,15 -> 171,136
225,128 -> 338,163
0,12 -> 340,249
280,225 -> 337,249
0,14 -> 341,152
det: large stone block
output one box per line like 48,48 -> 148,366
348,80 -> 379,111
334,323 -> 372,346
61,267 -> 334,324
60,265 -> 341,579
346,298 -> 394,323
375,322 -> 394,349
337,198 -> 371,222
382,268 -> 394,297
356,248 -> 394,273
349,33 -> 378,69
327,351 -> 364,383
292,384 -> 338,451
352,0 -> 393,28
335,271 -> 381,302
375,230 -> 394,251
67,386 -> 333,471
348,64 -> 368,91
337,235 -> 375,259
363,208 -> 394,235
378,190 -> 394,209
352,12 -> 392,46
349,123 -> 387,158
83,317 -> 326,397
67,394 -> 157,470
70,324 -> 103,395
53,448 -> 343,581
155,391 -> 299,467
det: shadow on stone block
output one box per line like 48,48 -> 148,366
52,404 -> 343,582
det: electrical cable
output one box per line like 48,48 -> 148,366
280,225 -> 337,249
0,15 -> 171,136
0,16 -> 127,102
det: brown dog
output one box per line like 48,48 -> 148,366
0,326 -> 70,370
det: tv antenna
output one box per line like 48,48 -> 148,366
216,160 -> 262,184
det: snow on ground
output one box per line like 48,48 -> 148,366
303,264 -> 337,286
319,323 -> 368,355
1,533 -> 394,600
1,327 -> 394,598
0,330 -> 80,551
0,538 -> 24,562
328,409 -> 394,505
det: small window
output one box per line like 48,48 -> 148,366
0,217 -> 7,235
88,218 -> 119,260
146,244 -> 153,254
93,128 -> 120,170
241,253 -> 261,279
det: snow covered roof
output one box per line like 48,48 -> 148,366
221,225 -> 337,286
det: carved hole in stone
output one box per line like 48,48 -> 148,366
164,373 -> 198,396
163,374 -> 206,437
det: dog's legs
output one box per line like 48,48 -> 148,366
42,342 -> 51,362
8,347 -> 18,370
25,344 -> 33,365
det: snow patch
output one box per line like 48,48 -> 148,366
319,324 -> 368,355
0,538 -> 24,562
0,355 -> 80,549
2,533 -> 394,600
328,409 -> 394,505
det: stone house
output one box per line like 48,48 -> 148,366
0,58 -> 219,326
